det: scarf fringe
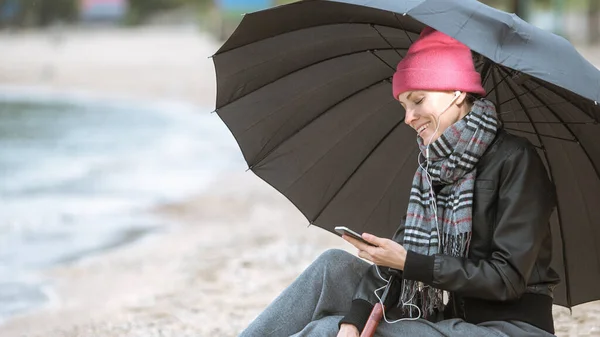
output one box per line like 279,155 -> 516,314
399,233 -> 471,317
442,232 -> 472,257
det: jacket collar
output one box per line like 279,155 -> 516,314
476,127 -> 507,170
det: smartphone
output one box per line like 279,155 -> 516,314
334,226 -> 376,246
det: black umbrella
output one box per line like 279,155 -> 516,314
212,0 -> 600,308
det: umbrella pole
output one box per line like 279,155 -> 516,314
360,272 -> 399,337
360,303 -> 384,337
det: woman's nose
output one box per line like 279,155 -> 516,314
404,108 -> 417,126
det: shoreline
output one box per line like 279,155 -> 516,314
0,170 -> 349,337
0,84 -> 213,109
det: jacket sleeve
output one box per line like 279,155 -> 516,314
403,144 -> 556,301
338,217 -> 406,332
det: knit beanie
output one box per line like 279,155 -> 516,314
392,27 -> 486,99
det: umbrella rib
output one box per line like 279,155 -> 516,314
520,82 -> 600,182
369,51 -> 397,71
530,78 -> 599,123
484,68 -> 511,100
240,58 -> 391,135
393,13 -> 416,44
503,121 -> 596,125
282,99 -> 399,195
220,31 -> 408,83
370,24 -> 404,58
497,101 -> 595,116
503,128 -> 576,142
502,68 -> 571,307
216,46 -> 406,110
490,65 -> 503,117
498,82 -> 543,106
363,147 -> 417,231
524,81 -> 600,306
525,84 -> 600,178
479,58 -> 494,90
215,22 -> 417,56
500,68 -> 554,176
502,89 -> 595,114
312,117 -> 406,224
251,78 -> 393,168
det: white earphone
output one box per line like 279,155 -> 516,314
420,90 -> 463,251
447,91 -> 462,112
423,91 -> 462,159
377,90 -> 464,325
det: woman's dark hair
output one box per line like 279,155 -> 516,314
466,93 -> 483,105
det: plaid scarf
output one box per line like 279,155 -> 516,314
400,99 -> 499,316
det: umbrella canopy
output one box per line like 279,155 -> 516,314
212,0 -> 600,308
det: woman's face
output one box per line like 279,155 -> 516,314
398,90 -> 470,145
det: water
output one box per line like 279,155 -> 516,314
0,90 -> 244,322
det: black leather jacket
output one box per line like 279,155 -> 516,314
339,129 -> 561,334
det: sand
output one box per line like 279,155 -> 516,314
0,25 -> 599,337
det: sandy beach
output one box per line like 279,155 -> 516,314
1,26 -> 600,337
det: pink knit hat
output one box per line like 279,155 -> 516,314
392,27 -> 486,99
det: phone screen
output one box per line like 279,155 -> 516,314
334,226 -> 376,246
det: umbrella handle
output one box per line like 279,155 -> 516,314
360,302 -> 384,337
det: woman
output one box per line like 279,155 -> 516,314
239,27 -> 560,337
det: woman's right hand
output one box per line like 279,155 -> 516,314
337,323 -> 360,337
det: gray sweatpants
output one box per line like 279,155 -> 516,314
239,249 -> 555,337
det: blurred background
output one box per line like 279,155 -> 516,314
0,0 -> 598,42
0,1 -> 599,336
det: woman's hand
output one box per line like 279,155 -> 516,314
337,323 -> 359,337
342,233 -> 408,270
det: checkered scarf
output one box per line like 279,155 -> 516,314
400,99 -> 499,317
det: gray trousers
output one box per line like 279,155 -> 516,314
239,249 -> 555,337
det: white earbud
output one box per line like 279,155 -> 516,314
421,90 -> 463,253
438,91 -> 461,120
423,92 -> 462,157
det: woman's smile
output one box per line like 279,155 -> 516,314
417,122 -> 431,136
